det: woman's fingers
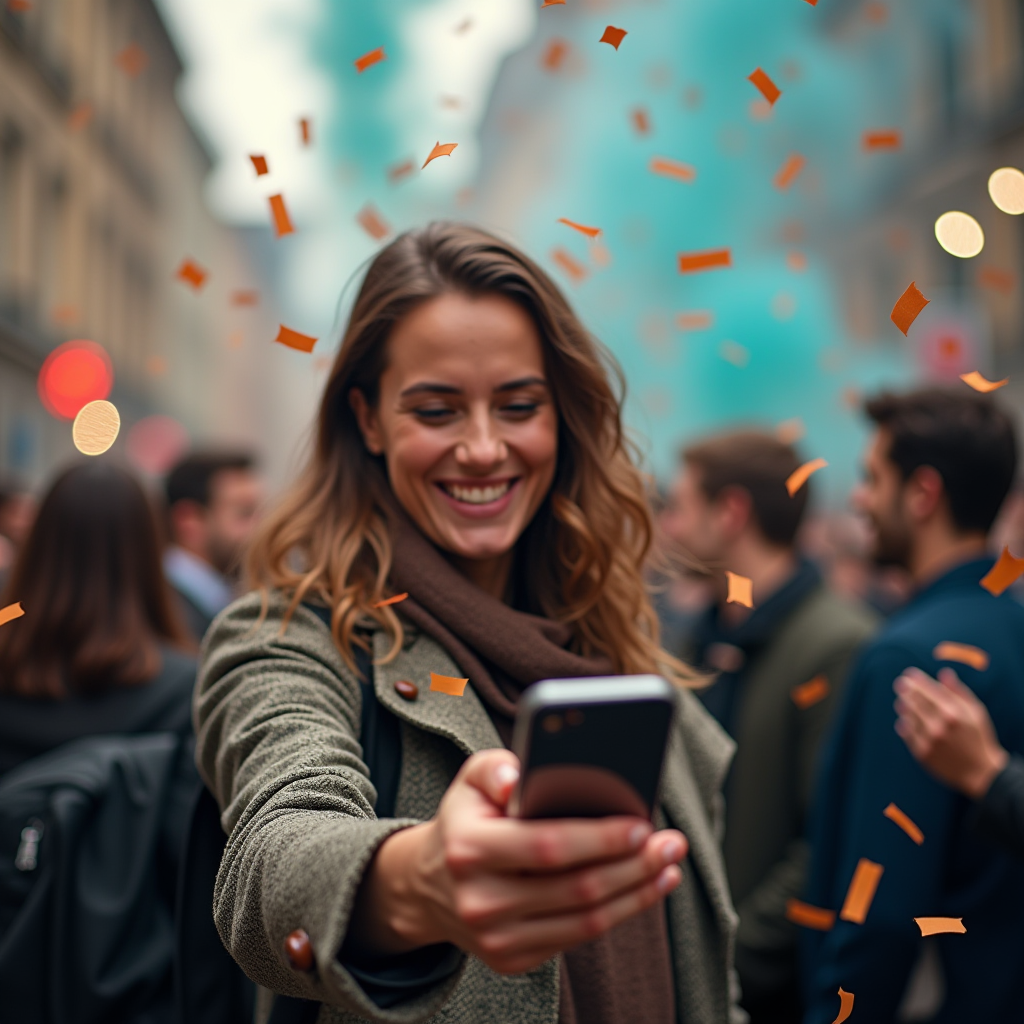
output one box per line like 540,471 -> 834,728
455,749 -> 522,810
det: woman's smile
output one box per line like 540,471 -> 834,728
435,476 -> 519,515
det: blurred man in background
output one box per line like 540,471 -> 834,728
662,430 -> 877,1024
802,389 -> 1024,1023
0,481 -> 37,593
163,452 -> 262,644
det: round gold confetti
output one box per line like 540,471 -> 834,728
988,167 -> 1024,215
72,399 -> 120,456
934,211 -> 984,259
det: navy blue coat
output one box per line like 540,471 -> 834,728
802,558 -> 1024,1023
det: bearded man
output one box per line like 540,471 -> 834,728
800,389 -> 1024,1023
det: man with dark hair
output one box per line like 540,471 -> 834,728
663,430 -> 877,1024
802,388 -> 1024,1023
163,452 -> 262,643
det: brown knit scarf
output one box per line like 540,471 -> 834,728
386,504 -> 677,1024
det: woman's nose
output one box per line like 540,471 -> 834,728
455,412 -> 507,467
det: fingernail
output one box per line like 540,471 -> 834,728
657,867 -> 679,894
662,838 -> 685,863
629,823 -> 652,849
495,764 -> 519,787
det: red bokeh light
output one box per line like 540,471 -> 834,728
37,340 -> 114,420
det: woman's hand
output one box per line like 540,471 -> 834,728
350,749 -> 686,975
894,666 -> 1009,799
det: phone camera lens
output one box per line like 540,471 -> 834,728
566,709 -> 585,727
541,714 -> 563,733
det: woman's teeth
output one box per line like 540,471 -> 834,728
444,481 -> 511,505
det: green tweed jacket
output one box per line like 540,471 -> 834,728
195,590 -> 744,1024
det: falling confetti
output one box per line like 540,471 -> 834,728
977,265 -> 1015,293
354,46 -> 386,73
430,672 -> 469,696
268,194 -> 295,237
748,67 -> 781,106
388,159 -> 415,183
720,340 -> 749,367
373,593 -> 408,608
863,130 -> 902,150
675,310 -> 714,331
51,303 -> 78,324
146,355 -> 168,377
959,370 -> 1008,392
980,547 -> 1024,596
542,39 -> 570,71
650,156 -> 696,183
786,899 -> 836,930
792,675 -> 830,709
275,325 -> 317,353
726,571 -> 753,608
299,118 -> 312,145
250,154 -> 268,176
776,418 -> 806,444
935,211 -> 984,258
176,259 -> 208,291
678,248 -> 732,273
774,153 -> 806,190
988,167 -> 1024,215
115,43 -> 148,78
933,641 -> 990,671
786,458 -> 828,496
631,107 -> 652,135
422,142 -> 458,169
68,103 -> 93,132
600,25 -> 628,49
551,248 -> 588,283
787,251 -> 808,272
832,989 -> 855,1024
357,204 -> 391,240
0,602 -> 25,628
6,0 -> 32,11
558,218 -> 601,239
73,400 -> 120,456
890,281 -> 929,335
541,0 -> 565,5
840,858 -> 884,924
455,17 -> 473,31
915,917 -> 966,937
231,290 -> 260,307
883,803 -> 924,845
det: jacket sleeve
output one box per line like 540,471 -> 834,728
975,755 -> 1024,862
193,594 -> 466,1022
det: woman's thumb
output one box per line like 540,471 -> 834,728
460,749 -> 521,808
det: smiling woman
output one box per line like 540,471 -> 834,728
194,223 -> 740,1024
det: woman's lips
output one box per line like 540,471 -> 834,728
434,478 -> 520,518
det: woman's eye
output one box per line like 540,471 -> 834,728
413,406 -> 456,421
502,401 -> 539,416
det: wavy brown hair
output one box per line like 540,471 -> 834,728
250,222 -> 695,683
0,463 -> 191,698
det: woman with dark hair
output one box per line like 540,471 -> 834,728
196,223 -> 740,1024
0,462 -> 195,776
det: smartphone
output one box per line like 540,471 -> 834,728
508,675 -> 677,820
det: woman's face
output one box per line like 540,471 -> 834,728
351,291 -> 558,572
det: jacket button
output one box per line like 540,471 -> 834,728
284,929 -> 315,972
394,679 -> 418,701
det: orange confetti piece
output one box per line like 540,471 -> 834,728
388,159 -> 415,183
774,153 -> 806,190
422,142 -> 458,169
558,218 -> 601,239
840,858 -> 884,924
299,118 -> 312,145
630,107 -> 652,135
274,325 -> 317,353
776,417 -> 806,444
231,290 -> 259,307
786,457 -> 828,496
786,899 -> 836,930
355,46 -> 386,73
981,547 -> 1024,596
600,25 -> 627,49
551,248 -> 588,283
145,355 -> 168,376
430,672 -> 469,697
883,803 -> 924,845
863,130 -> 902,150
542,39 -> 569,71
933,641 -> 990,672
373,593 -> 409,609
675,310 -> 714,331
0,602 -> 25,628
176,259 -> 208,291
649,156 -> 696,183
803,0 -> 820,5
915,917 -> 966,937
792,675 -> 830,709
726,571 -> 753,608
115,43 -> 148,78
250,154 -> 269,176
890,281 -> 929,335
542,0 -> 565,5
678,248 -> 732,274
959,370 -> 1008,393
978,265 -> 1015,294
748,68 -> 781,106
787,250 -> 808,272
51,303 -> 78,325
864,1 -> 889,22
68,103 -> 93,132
268,194 -> 295,237
832,988 -> 854,1024
7,0 -> 31,12
357,204 -> 391,241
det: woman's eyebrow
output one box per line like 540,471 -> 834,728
399,382 -> 462,397
494,376 -> 548,393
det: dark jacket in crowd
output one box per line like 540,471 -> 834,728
975,754 -> 1024,862
0,647 -> 196,777
802,558 -> 1024,1023
684,561 -> 877,1018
